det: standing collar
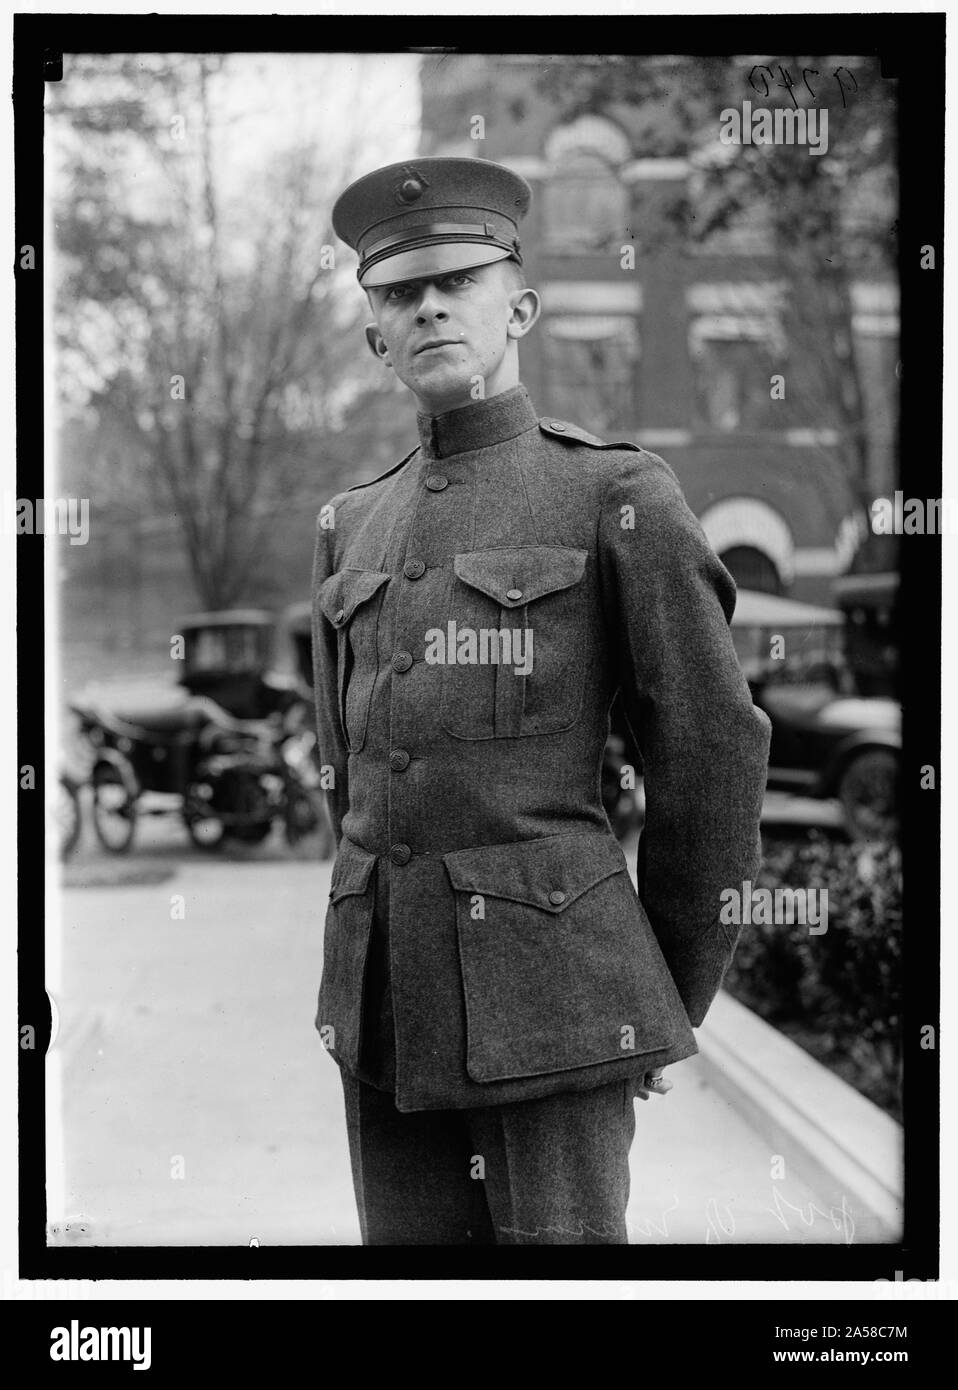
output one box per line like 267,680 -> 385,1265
416,384 -> 539,459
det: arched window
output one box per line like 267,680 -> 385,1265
700,496 -> 794,590
542,116 -> 631,254
719,545 -> 783,595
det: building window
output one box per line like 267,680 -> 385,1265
687,283 -> 787,433
541,116 -> 631,255
719,544 -> 783,595
690,332 -> 778,432
541,314 -> 640,434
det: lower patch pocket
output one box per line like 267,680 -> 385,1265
443,833 -> 689,1083
315,838 -> 378,1069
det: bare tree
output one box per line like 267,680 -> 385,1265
51,53 -> 381,607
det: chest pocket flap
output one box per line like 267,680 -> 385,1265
319,568 -> 389,628
453,546 -> 587,608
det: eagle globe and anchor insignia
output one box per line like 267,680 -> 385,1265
394,168 -> 429,204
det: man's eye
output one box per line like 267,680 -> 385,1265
386,284 -> 412,301
446,272 -> 473,287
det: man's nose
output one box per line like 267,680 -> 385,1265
414,284 -> 449,324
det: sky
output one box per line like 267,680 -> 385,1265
47,52 -> 423,414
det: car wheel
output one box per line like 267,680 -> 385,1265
184,813 -> 227,851
284,784 -> 320,847
838,748 -> 899,841
57,775 -> 83,859
91,765 -> 137,853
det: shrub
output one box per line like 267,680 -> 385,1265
723,831 -> 902,1121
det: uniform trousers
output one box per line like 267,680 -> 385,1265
336,858 -> 637,1245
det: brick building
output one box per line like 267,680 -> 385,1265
418,54 -> 899,608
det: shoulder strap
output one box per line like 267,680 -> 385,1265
538,418 -> 645,452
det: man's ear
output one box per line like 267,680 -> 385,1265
506,287 -> 541,341
364,322 -> 392,366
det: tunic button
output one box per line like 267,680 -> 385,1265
334,608 -> 345,624
392,650 -> 413,673
548,890 -> 567,906
550,421 -> 567,431
390,843 -> 412,865
425,474 -> 448,491
403,558 -> 426,579
506,588 -> 523,601
389,749 -> 410,772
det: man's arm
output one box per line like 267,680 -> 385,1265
597,450 -> 772,1027
310,506 -> 350,850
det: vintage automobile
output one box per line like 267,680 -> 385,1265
177,609 -> 308,720
285,601 -> 314,696
731,589 -> 900,840
69,609 -> 332,854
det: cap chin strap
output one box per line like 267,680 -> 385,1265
360,224 -> 522,280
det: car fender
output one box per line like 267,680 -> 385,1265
821,729 -> 901,796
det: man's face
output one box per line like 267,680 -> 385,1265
364,260 -> 535,414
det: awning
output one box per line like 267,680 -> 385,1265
732,588 -> 843,628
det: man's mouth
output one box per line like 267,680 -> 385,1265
415,338 -> 462,354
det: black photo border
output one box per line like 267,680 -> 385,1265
15,9 -> 943,1284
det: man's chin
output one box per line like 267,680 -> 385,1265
403,363 -> 478,413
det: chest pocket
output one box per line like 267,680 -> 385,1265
439,546 -> 588,740
318,568 -> 389,752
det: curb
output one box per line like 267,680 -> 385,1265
697,991 -> 903,1241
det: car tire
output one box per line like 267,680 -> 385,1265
57,774 -> 83,859
838,748 -> 899,842
91,764 -> 137,854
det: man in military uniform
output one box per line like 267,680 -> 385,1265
311,156 -> 771,1244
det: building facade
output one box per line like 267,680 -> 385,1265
419,55 -> 899,608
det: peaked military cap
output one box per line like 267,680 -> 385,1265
331,155 -> 533,289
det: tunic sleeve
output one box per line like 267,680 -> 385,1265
597,450 -> 772,1026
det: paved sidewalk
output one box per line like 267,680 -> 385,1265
53,858 -> 859,1247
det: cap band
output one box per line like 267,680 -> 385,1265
364,222 -> 494,257
361,222 -> 521,280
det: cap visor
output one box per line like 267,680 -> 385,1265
361,242 -> 512,289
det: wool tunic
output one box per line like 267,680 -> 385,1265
311,384 -> 771,1113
